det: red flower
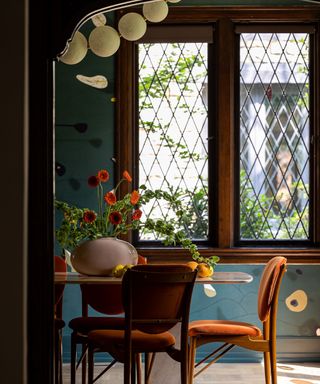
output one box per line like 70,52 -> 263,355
109,211 -> 122,225
88,175 -> 99,188
130,190 -> 140,205
97,169 -> 109,182
132,209 -> 142,221
104,191 -> 117,205
123,170 -> 132,182
83,210 -> 97,223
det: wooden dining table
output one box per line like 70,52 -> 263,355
55,270 -> 253,384
55,271 -> 253,285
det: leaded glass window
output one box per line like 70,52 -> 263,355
239,32 -> 310,240
138,41 -> 209,241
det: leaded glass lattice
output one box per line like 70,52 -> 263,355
138,42 -> 209,241
239,33 -> 310,240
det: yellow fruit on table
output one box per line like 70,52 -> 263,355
123,264 -> 134,271
197,263 -> 214,278
186,261 -> 198,271
112,264 -> 125,277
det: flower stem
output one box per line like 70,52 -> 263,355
106,205 -> 111,235
97,182 -> 104,232
114,178 -> 124,195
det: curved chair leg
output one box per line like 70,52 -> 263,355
135,353 -> 142,384
70,333 -> 77,384
144,353 -> 153,384
131,354 -> 136,384
181,349 -> 188,384
87,346 -> 94,384
124,351 -> 131,384
270,344 -> 278,384
82,343 -> 87,384
263,351 -> 271,384
54,329 -> 60,384
188,337 -> 197,384
59,332 -> 63,384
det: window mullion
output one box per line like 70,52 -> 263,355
216,18 -> 236,248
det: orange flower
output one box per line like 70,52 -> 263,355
123,170 -> 132,182
83,210 -> 97,223
132,208 -> 142,221
130,190 -> 140,205
109,211 -> 122,225
104,191 -> 117,205
88,175 -> 99,188
97,169 -> 109,182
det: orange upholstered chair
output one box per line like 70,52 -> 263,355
188,256 -> 287,384
87,264 -> 197,384
69,255 -> 147,384
54,255 -> 67,384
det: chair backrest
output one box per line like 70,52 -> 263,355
257,256 -> 287,322
54,256 -> 67,318
80,284 -> 124,315
80,255 -> 148,316
122,264 -> 197,334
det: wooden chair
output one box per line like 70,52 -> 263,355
188,256 -> 287,384
87,264 -> 197,384
69,255 -> 147,384
54,255 -> 67,384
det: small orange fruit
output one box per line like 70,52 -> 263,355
197,263 -> 214,278
138,254 -> 147,264
186,261 -> 198,271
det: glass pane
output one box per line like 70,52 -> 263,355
239,33 -> 310,240
138,42 -> 209,241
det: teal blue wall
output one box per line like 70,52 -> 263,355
55,1 -> 320,363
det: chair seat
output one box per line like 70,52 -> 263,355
188,320 -> 262,337
88,329 -> 176,352
69,316 -> 125,334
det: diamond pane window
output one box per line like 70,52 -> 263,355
138,42 -> 209,241
239,33 -> 310,240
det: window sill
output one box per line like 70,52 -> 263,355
137,246 -> 320,264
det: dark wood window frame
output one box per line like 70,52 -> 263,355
116,6 -> 320,263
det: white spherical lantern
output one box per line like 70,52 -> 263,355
143,1 -> 168,23
89,26 -> 120,57
59,31 -> 88,65
118,12 -> 147,41
91,13 -> 107,27
167,0 -> 182,3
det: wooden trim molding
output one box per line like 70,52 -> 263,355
138,247 -> 320,264
155,6 -> 320,23
116,5 -> 320,263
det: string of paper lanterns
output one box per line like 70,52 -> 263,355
59,0 -> 181,65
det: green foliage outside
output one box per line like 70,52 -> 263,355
139,41 -> 309,242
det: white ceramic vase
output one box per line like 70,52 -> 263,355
71,237 -> 138,276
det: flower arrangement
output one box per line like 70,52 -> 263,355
55,169 -> 142,249
55,167 -> 219,270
